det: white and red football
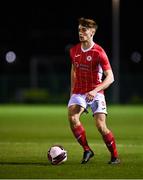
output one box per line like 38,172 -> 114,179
47,145 -> 67,165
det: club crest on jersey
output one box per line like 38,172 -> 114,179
86,56 -> 92,61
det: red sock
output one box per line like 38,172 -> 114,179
71,124 -> 90,151
103,131 -> 118,158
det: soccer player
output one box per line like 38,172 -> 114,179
67,17 -> 120,164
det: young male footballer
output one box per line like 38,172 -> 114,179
67,17 -> 120,164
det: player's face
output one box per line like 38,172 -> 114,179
78,25 -> 94,42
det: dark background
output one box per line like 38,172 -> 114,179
0,0 -> 142,104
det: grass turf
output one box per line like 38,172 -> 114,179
0,104 -> 143,179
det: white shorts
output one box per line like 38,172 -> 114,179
68,93 -> 107,115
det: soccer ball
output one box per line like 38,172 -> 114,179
47,145 -> 67,165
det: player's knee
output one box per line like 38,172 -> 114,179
68,114 -> 80,126
96,123 -> 103,133
96,122 -> 108,135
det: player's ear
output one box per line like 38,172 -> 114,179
91,29 -> 95,37
91,31 -> 95,37
92,29 -> 96,35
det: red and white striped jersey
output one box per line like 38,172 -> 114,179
70,43 -> 112,94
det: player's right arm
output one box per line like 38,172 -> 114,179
70,64 -> 76,96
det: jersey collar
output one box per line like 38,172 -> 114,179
81,42 -> 95,52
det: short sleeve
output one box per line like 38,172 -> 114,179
99,50 -> 111,71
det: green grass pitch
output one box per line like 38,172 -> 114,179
0,104 -> 143,179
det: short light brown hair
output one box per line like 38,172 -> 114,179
78,17 -> 98,30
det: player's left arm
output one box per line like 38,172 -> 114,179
94,49 -> 114,92
86,69 -> 114,102
86,50 -> 114,102
93,69 -> 114,92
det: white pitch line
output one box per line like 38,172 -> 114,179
0,142 -> 143,147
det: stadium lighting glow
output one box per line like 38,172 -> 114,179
5,51 -> 16,63
112,0 -> 120,103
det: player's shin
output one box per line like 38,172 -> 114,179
102,131 -> 118,158
71,124 -> 90,151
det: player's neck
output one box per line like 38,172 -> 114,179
81,41 -> 94,51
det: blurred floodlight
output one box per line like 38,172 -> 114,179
131,51 -> 142,63
5,51 -> 16,63
112,0 -> 120,103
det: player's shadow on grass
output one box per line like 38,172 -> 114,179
0,162 -> 49,166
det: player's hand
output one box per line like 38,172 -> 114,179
85,89 -> 97,102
